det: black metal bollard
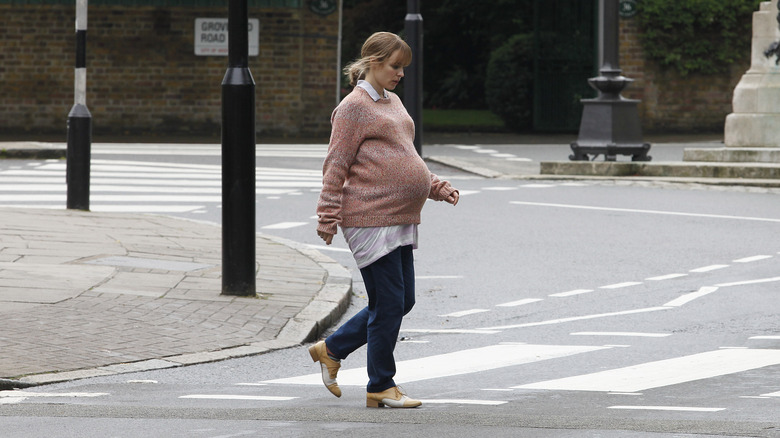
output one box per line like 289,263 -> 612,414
221,0 -> 256,296
404,0 -> 423,156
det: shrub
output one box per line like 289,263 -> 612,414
485,33 -> 534,132
637,0 -> 763,76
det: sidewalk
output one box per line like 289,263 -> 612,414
0,208 -> 351,388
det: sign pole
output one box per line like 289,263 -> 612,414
404,0 -> 423,156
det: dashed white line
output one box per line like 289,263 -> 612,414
733,255 -> 772,263
549,289 -> 593,297
645,273 -> 687,281
750,336 -> 780,340
496,298 -> 543,307
440,309 -> 490,318
599,282 -> 643,290
401,329 -> 500,334
690,264 -> 729,273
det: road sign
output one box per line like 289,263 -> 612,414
194,18 -> 259,56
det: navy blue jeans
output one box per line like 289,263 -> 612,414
325,245 -> 415,393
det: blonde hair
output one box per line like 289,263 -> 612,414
344,32 -> 413,87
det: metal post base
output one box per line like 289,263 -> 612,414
570,98 -> 651,162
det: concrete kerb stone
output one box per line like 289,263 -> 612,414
0,142 -> 66,159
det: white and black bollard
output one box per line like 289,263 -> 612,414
66,0 -> 92,210
404,0 -> 423,156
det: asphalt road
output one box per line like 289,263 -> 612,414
1,142 -> 779,437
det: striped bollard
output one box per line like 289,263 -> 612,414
66,0 -> 92,210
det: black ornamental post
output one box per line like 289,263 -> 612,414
66,0 -> 91,210
569,0 -> 650,161
404,0 -> 423,156
221,0 -> 256,296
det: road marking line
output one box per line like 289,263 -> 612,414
690,264 -> 729,273
715,277 -> 780,287
513,349 -> 780,393
416,275 -> 464,280
549,289 -> 593,297
0,397 -> 26,404
401,329 -> 500,334
263,344 -> 608,387
506,157 -> 533,162
608,406 -> 724,412
600,282 -> 643,289
422,399 -> 508,406
482,186 -> 518,191
663,286 -> 719,307
496,298 -> 543,307
439,309 -> 490,318
750,336 -> 780,340
180,395 -> 297,401
570,332 -> 671,338
761,391 -> 780,397
520,184 -> 557,188
0,391 -> 108,398
479,307 -> 670,331
646,273 -> 687,281
234,383 -> 268,387
509,201 -> 780,223
733,255 -> 773,263
261,222 -> 308,230
490,153 -> 517,158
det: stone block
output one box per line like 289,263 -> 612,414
725,113 -> 780,147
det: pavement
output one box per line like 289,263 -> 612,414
1,134 -> 779,390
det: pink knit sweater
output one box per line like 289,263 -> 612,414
317,87 -> 457,235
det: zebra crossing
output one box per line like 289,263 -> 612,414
0,148 -> 323,213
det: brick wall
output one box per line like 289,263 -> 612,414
0,4 -> 339,138
619,16 -> 747,133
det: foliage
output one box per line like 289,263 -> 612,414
484,34 -> 534,131
636,0 -> 763,76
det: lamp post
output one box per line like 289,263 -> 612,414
569,0 -> 650,161
221,0 -> 256,296
404,0 -> 423,156
66,0 -> 91,210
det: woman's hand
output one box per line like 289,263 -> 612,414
445,191 -> 459,206
317,230 -> 334,245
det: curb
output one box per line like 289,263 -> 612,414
0,142 -> 66,159
6,234 -> 352,388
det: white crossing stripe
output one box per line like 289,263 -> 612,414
401,329 -> 500,334
422,399 -> 507,406
570,332 -> 671,338
608,406 -> 725,412
261,222 -> 308,230
479,306 -> 670,331
263,343 -> 608,387
513,348 -> 780,393
180,394 -> 297,401
0,391 -> 108,398
0,157 -> 321,213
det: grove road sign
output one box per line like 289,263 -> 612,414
194,18 -> 259,56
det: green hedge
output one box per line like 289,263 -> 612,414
637,0 -> 763,76
484,33 -> 534,132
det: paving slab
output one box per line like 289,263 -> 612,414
0,208 -> 352,388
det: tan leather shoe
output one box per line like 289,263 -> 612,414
366,386 -> 421,408
308,341 -> 341,398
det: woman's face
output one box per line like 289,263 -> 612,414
368,49 -> 405,92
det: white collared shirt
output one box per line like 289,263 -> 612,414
356,79 -> 388,102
